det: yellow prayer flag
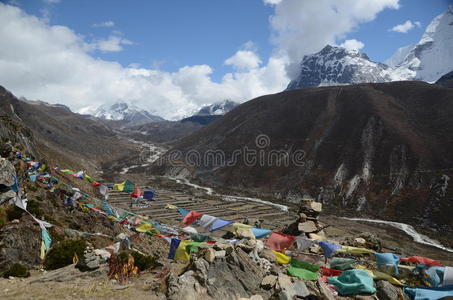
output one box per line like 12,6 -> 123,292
232,222 -> 252,230
273,250 -> 291,264
356,265 -> 404,286
165,204 -> 178,210
174,240 -> 191,261
40,241 -> 46,260
113,182 -> 125,191
338,246 -> 374,254
136,223 -> 153,233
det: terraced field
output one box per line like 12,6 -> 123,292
107,186 -> 296,227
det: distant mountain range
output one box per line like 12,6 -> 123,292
288,6 -> 453,90
181,100 -> 239,125
94,102 -> 164,126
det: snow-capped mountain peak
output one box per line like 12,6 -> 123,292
287,45 -> 395,90
196,100 -> 238,116
94,102 -> 163,124
394,6 -> 453,83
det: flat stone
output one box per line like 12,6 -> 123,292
298,213 -> 307,222
214,250 -> 226,258
376,280 -> 401,300
250,295 -> 264,300
307,201 -> 322,212
204,248 -> 216,263
261,275 -> 277,289
112,285 -> 128,290
298,221 -> 318,233
293,280 -> 310,297
308,233 -> 324,241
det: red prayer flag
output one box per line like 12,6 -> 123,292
91,181 -> 101,187
131,188 -> 142,198
265,232 -> 296,251
400,256 -> 443,267
182,210 -> 204,226
320,266 -> 343,277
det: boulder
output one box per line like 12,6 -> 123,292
204,248 -> 216,263
298,221 -> 317,233
0,158 -> 16,187
236,228 -> 256,240
250,295 -> 264,300
354,237 -> 367,246
278,274 -> 296,300
376,280 -> 401,300
261,275 -> 277,289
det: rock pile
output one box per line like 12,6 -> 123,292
75,244 -> 100,272
286,199 -> 326,241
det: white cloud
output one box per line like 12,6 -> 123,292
339,39 -> 365,51
0,1 -> 401,120
268,0 -> 400,78
43,0 -> 61,4
225,42 -> 262,71
0,4 -> 288,120
89,35 -> 133,52
92,21 -> 115,28
389,20 -> 420,33
263,0 -> 282,5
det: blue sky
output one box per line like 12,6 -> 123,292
0,0 -> 451,119
13,0 -> 451,81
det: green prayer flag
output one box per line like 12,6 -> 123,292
185,242 -> 202,253
123,179 -> 135,193
287,258 -> 320,280
190,233 -> 210,242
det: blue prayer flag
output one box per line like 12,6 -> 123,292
251,228 -> 272,239
210,218 -> 233,232
168,238 -> 181,259
319,241 -> 342,257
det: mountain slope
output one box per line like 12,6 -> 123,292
436,70 -> 453,88
160,81 -> 453,244
0,86 -> 140,174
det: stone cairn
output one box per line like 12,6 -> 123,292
295,199 -> 326,241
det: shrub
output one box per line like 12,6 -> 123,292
27,200 -> 43,218
44,239 -> 87,270
130,251 -> 159,271
2,263 -> 30,278
0,207 -> 7,228
6,205 -> 24,221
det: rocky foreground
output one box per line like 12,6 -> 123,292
0,139 -> 452,300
